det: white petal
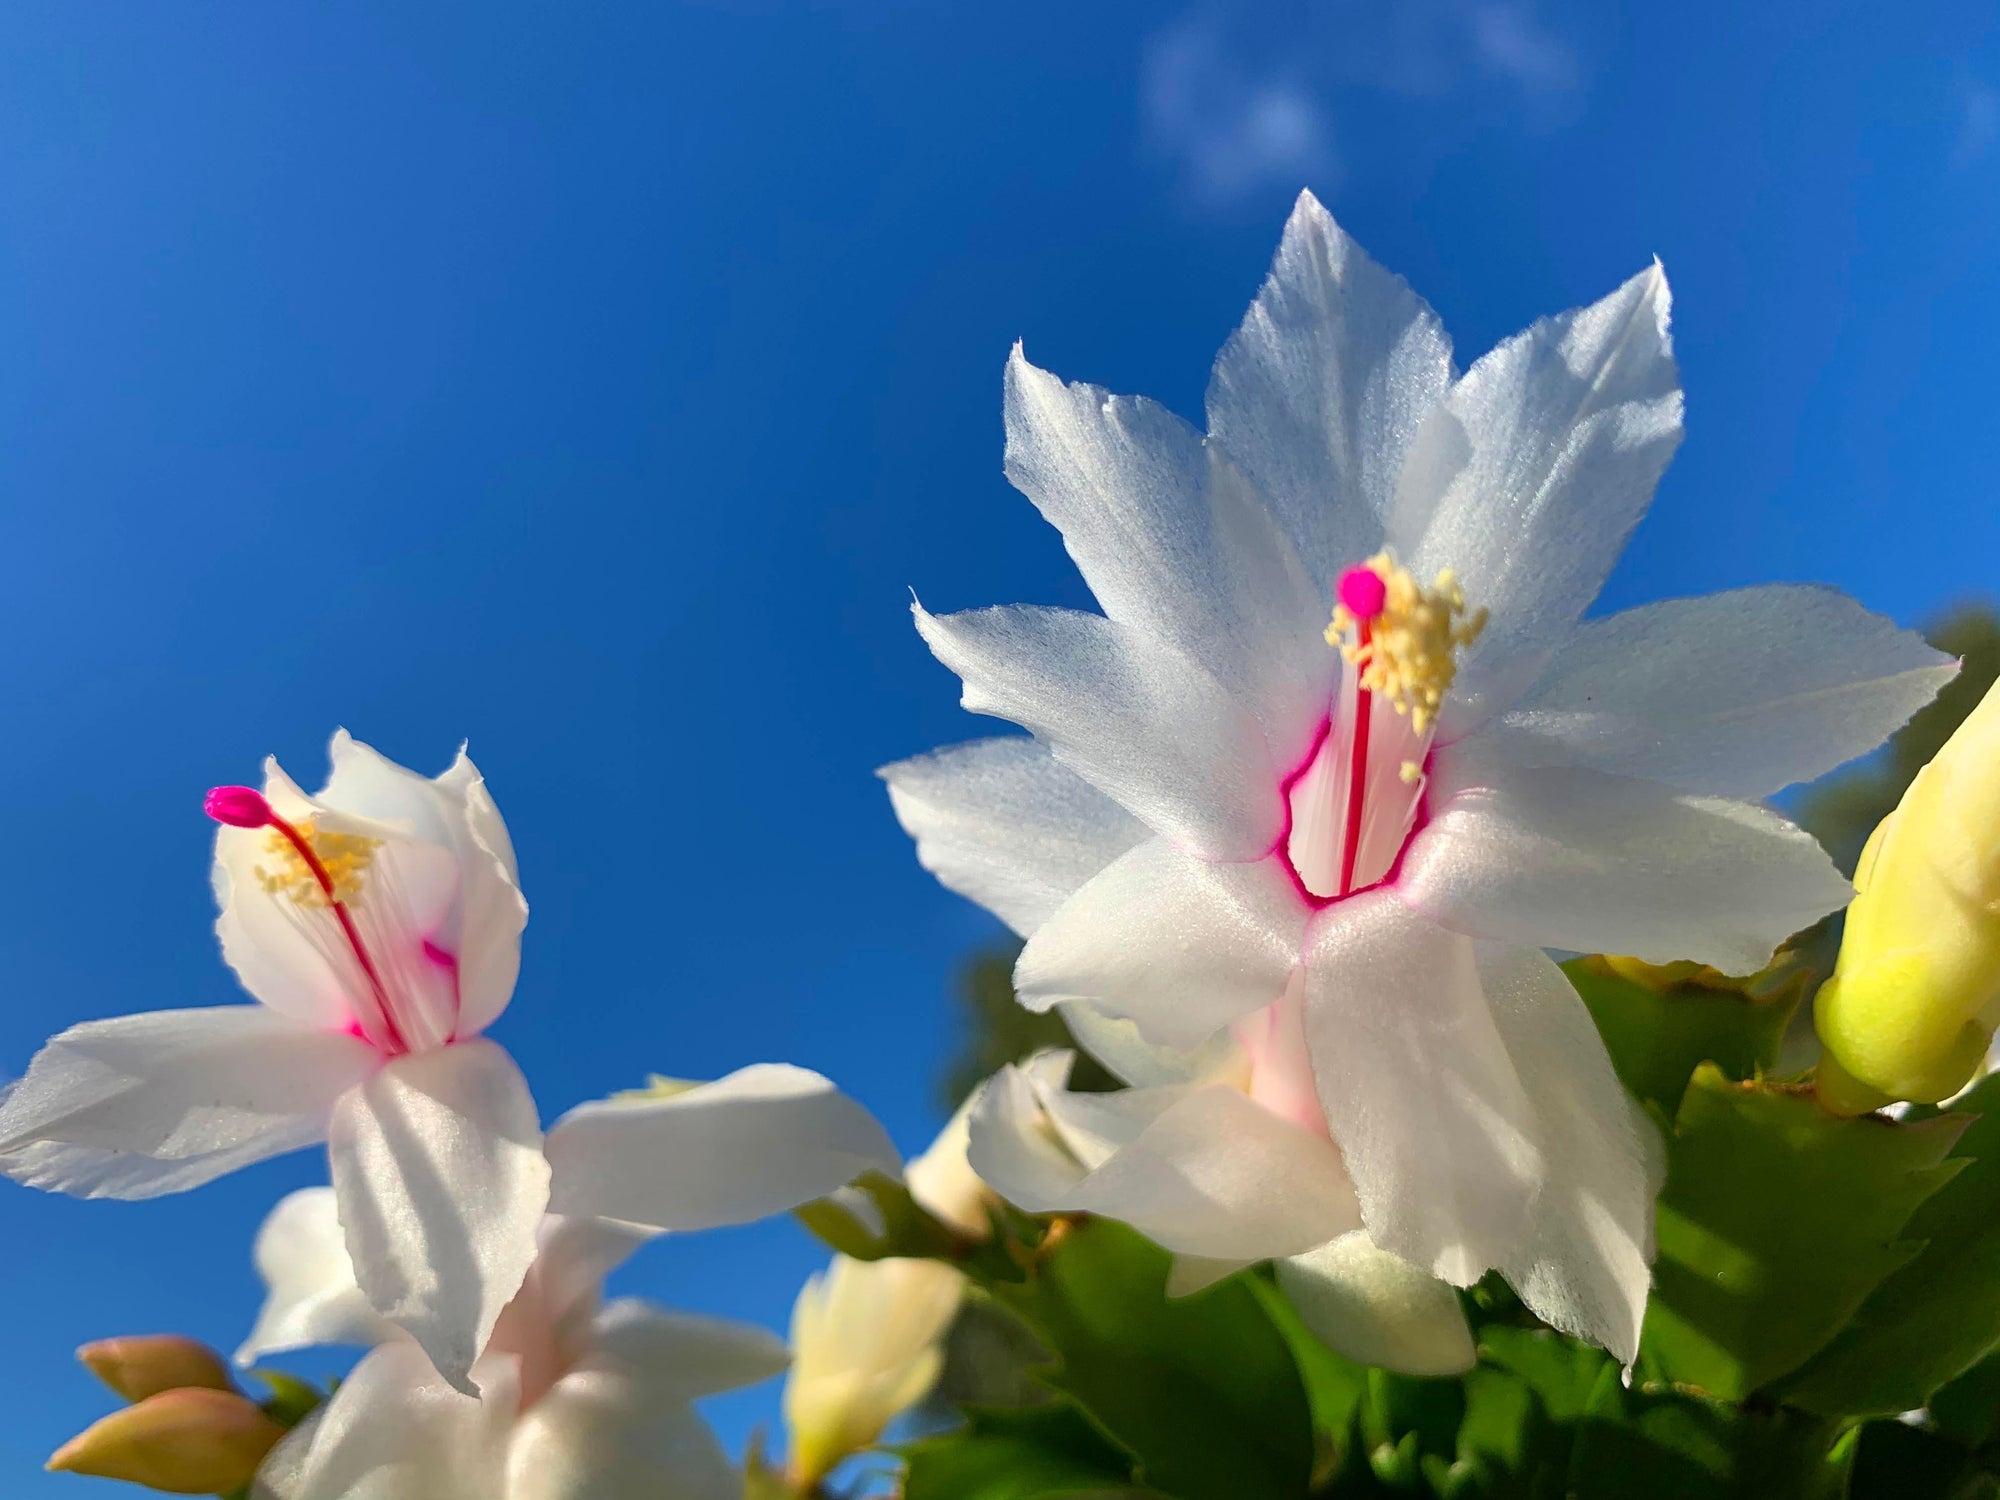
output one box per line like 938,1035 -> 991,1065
1002,350 -> 1337,770
1401,765 -> 1853,973
1016,839 -> 1305,1051
432,747 -> 528,1039
0,1008 -> 373,1200
1058,1002 -> 1247,1091
545,1064 -> 899,1232
880,736 -> 1148,936
322,732 -> 526,1044
903,1094 -> 990,1238
1404,264 -> 1682,729
971,1066 -> 1360,1262
252,1342 -> 513,1500
913,602 -> 1284,860
1302,895 -> 1540,1285
1277,1234 -> 1476,1376
528,1217 -> 659,1339
1002,345 -> 1213,649
1467,585 -> 1956,798
591,1299 -> 792,1402
1166,1255 -> 1257,1296
506,1363 -> 739,1500
329,1040 -> 550,1394
1480,946 -> 1664,1364
1206,190 -> 1454,581
963,1056 -> 1097,1207
239,1187 -> 397,1365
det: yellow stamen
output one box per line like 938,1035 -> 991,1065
1326,552 -> 1488,735
254,818 -> 380,908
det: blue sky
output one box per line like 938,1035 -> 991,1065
0,0 -> 1994,1490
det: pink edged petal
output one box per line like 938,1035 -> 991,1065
1463,585 -> 1956,799
913,601 -> 1285,861
1302,894 -> 1541,1286
1016,838 -> 1306,1052
238,1187 -> 396,1366
0,1008 -> 375,1200
1205,190 -> 1454,582
1276,1234 -> 1476,1377
1401,264 -> 1683,733
880,736 -> 1148,937
251,1342 -> 513,1500
329,1039 -> 550,1395
505,1360 -> 740,1500
1400,765 -> 1853,974
544,1064 -> 899,1233
320,731 -> 525,1043
589,1299 -> 792,1402
1478,945 -> 1664,1365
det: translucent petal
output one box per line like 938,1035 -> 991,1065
329,1040 -> 550,1394
238,1187 -> 396,1365
1400,765 -> 1853,974
913,602 -> 1284,860
0,1008 -> 374,1200
970,1062 -> 1360,1262
545,1064 -> 899,1232
1016,838 -> 1305,1051
1480,945 -> 1664,1365
1302,895 -> 1540,1285
1402,263 -> 1683,731
251,1342 -> 513,1500
1277,1234 -> 1475,1376
1206,190 -> 1454,581
1467,585 -> 1956,798
506,1362 -> 739,1500
881,736 -> 1147,936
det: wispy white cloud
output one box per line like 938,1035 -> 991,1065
1141,16 -> 1338,207
1141,1 -> 1581,206
1953,80 -> 1998,168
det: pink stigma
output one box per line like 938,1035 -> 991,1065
204,785 -> 275,829
1337,566 -> 1387,621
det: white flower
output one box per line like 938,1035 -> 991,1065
781,1100 -> 990,1485
244,1188 -> 788,1500
0,732 -> 899,1394
970,1019 -> 1475,1376
885,193 -> 1955,1360
0,732 -> 545,1391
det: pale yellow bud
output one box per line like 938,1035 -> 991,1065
1816,677 -> 2000,1110
783,1255 -> 964,1486
47,1387 -> 285,1494
78,1335 -> 235,1404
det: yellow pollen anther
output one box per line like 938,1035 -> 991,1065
1326,552 -> 1489,735
255,818 -> 381,908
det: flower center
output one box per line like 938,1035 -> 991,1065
1280,554 -> 1487,903
206,786 -> 458,1054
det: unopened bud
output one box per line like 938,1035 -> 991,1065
47,1387 -> 284,1494
78,1335 -> 234,1404
1817,677 -> 2000,1111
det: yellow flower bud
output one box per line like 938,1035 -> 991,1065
77,1335 -> 235,1404
47,1387 -> 285,1494
1816,677 -> 2000,1111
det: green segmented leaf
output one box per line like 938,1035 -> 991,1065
1642,1065 -> 1968,1399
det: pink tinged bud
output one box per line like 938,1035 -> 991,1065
78,1335 -> 235,1403
204,785 -> 275,829
1337,565 -> 1388,621
46,1388 -> 285,1494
